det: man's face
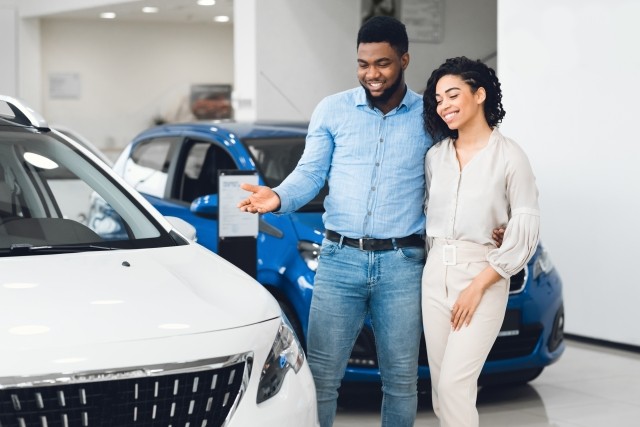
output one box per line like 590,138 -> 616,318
357,42 -> 408,105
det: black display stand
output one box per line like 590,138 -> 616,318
217,170 -> 258,278
218,235 -> 257,278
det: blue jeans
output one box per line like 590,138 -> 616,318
307,238 -> 425,427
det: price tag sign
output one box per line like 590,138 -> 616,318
218,171 -> 259,238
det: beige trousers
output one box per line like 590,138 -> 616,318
422,238 -> 508,427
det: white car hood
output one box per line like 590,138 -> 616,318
0,244 -> 280,351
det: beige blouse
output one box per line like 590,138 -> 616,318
425,128 -> 540,279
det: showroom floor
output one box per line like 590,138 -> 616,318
334,339 -> 640,426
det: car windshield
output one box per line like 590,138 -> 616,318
0,129 -> 177,255
244,137 -> 327,212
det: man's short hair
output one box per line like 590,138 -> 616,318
357,16 -> 409,56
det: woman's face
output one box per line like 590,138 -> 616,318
434,74 -> 485,131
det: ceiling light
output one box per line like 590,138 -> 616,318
142,7 -> 159,14
100,12 -> 117,19
90,300 -> 124,305
3,282 -> 38,289
53,357 -> 88,364
158,323 -> 190,330
198,0 -> 216,6
24,152 -> 58,170
214,15 -> 230,23
9,325 -> 51,335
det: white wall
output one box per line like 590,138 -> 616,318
246,0 -> 496,121
40,18 -> 233,156
498,0 -> 640,346
0,5 -> 18,97
253,0 -> 359,120
18,18 -> 42,112
405,0 -> 497,93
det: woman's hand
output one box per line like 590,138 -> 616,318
450,266 -> 502,331
451,283 -> 484,331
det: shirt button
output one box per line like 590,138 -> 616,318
376,162 -> 380,166
379,138 -> 383,143
371,186 -> 376,191
367,211 -> 371,216
383,116 -> 387,120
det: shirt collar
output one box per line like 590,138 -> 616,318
354,85 -> 418,113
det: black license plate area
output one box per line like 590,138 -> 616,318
499,309 -> 521,337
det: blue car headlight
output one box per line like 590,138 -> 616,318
533,246 -> 555,279
297,240 -> 320,272
256,315 -> 305,403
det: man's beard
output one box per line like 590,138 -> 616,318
362,70 -> 404,105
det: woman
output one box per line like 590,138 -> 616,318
421,56 -> 540,426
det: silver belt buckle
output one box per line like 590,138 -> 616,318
359,238 -> 364,250
443,244 -> 456,265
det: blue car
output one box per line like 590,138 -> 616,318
112,121 -> 565,386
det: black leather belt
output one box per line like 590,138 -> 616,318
325,230 -> 424,251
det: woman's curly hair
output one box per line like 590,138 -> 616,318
423,56 -> 505,141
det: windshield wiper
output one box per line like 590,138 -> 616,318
5,243 -> 115,256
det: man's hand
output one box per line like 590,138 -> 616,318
492,227 -> 505,248
237,183 -> 281,214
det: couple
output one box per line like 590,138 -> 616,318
238,16 -> 540,427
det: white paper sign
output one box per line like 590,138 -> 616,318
219,172 -> 259,238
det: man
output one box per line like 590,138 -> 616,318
239,17 -> 430,426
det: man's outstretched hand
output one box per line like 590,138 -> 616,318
237,183 -> 281,214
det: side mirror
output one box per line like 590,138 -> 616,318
191,194 -> 219,219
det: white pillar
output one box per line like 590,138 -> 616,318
0,5 -> 18,97
233,0 -> 258,121
233,0 -> 358,122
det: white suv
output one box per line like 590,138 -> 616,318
0,95 -> 318,426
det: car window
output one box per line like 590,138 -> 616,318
245,137 -> 305,187
175,140 -> 237,203
124,137 -> 179,198
40,164 -> 97,223
0,130 -> 177,252
244,137 -> 327,211
131,137 -> 177,172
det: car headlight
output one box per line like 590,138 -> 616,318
532,246 -> 554,279
256,315 -> 305,404
298,240 -> 320,271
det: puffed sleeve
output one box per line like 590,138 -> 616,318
487,140 -> 540,278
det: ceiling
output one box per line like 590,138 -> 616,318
45,0 -> 234,24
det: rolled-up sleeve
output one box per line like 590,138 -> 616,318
274,98 -> 334,213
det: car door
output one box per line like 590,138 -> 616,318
124,136 -> 238,253
168,138 -> 239,252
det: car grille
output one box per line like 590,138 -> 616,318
0,354 -> 252,427
486,324 -> 542,361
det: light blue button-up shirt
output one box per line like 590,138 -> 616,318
274,86 -> 433,239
